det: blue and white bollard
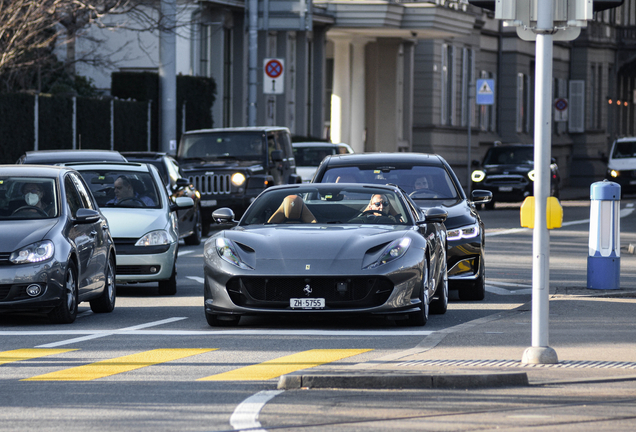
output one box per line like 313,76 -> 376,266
587,180 -> 621,290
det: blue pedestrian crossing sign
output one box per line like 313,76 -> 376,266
476,79 -> 495,105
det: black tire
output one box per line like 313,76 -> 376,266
202,220 -> 211,237
458,259 -> 486,301
48,261 -> 78,324
430,257 -> 448,315
205,310 -> 240,327
184,206 -> 203,246
158,264 -> 177,295
396,267 -> 429,327
90,256 -> 116,313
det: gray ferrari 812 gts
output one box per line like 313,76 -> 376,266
203,183 -> 448,327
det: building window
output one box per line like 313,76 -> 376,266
479,70 -> 496,132
516,73 -> 530,133
441,44 -> 454,126
200,24 -> 210,77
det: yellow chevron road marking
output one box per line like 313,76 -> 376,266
198,349 -> 372,381
0,349 -> 77,366
22,348 -> 216,381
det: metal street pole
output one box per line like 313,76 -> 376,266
522,0 -> 558,365
159,0 -> 177,154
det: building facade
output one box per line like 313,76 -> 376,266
69,0 -> 636,188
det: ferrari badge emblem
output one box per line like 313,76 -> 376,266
305,264 -> 310,270
304,284 -> 312,296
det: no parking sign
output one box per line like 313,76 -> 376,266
264,58 -> 284,94
554,97 -> 568,122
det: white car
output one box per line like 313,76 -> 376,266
292,142 -> 354,183
66,162 -> 193,295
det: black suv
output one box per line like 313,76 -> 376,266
177,127 -> 300,232
471,144 -> 560,209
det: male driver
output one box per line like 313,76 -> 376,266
106,175 -> 154,206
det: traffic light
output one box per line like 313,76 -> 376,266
466,1 -> 624,13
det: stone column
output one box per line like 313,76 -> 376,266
330,37 -> 351,144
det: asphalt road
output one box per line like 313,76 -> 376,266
0,197 -> 634,431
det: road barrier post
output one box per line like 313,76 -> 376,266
587,180 -> 621,290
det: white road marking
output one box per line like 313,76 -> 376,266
231,390 -> 284,431
186,276 -> 205,284
2,329 -> 433,337
488,281 -> 531,288
486,206 -> 634,237
34,317 -> 188,348
486,285 -> 532,296
178,250 -> 194,257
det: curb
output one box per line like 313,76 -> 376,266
277,371 -> 529,390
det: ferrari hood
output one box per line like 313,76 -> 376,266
221,225 -> 411,273
101,208 -> 168,238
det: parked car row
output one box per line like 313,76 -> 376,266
4,127 -> 502,326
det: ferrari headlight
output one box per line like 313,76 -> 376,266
135,230 -> 174,246
10,241 -> 54,264
365,238 -> 411,269
447,223 -> 480,241
471,170 -> 485,182
216,238 -> 253,269
610,169 -> 619,178
231,173 -> 246,187
528,170 -> 536,181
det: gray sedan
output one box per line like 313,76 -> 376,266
0,166 -> 116,323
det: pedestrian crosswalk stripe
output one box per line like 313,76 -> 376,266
22,348 -> 216,381
0,348 -> 77,366
197,349 -> 372,381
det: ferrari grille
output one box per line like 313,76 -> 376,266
226,277 -> 394,309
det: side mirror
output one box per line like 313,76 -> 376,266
471,189 -> 493,204
212,207 -> 236,224
75,208 -> 101,224
471,159 -> 481,167
271,149 -> 283,162
176,178 -> 190,188
170,197 -> 194,211
417,207 -> 447,224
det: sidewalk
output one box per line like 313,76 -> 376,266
279,287 -> 636,389
278,189 -> 636,390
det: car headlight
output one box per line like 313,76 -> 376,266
610,169 -> 619,178
528,170 -> 536,181
10,241 -> 54,264
364,238 -> 411,269
447,223 -> 480,241
471,170 -> 486,182
231,173 -> 246,187
216,238 -> 253,269
135,230 -> 174,246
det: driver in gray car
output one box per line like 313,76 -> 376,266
107,175 -> 154,206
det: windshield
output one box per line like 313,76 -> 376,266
611,141 -> 636,159
178,132 -> 264,160
319,165 -> 459,200
0,177 -> 58,220
241,186 -> 411,226
293,146 -> 337,167
76,170 -> 161,209
483,146 -> 534,165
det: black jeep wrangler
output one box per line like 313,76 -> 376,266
177,127 -> 301,233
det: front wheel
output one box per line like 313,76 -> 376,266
184,206 -> 202,246
458,259 -> 486,301
430,257 -> 448,315
205,310 -> 240,327
396,271 -> 429,327
90,256 -> 116,313
158,264 -> 177,295
49,261 -> 78,324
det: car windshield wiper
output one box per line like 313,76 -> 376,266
182,157 -> 207,162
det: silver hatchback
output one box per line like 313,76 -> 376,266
67,162 -> 193,295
